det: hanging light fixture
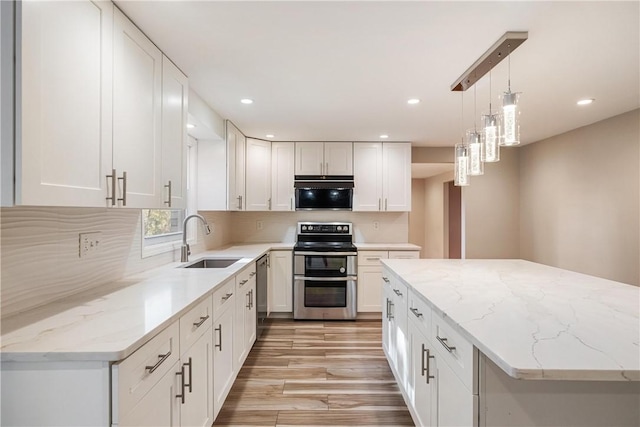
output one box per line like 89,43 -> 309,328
467,84 -> 484,176
481,66 -> 500,162
501,45 -> 521,146
454,92 -> 470,186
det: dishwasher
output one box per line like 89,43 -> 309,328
256,254 -> 268,338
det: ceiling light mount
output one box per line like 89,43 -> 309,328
450,32 -> 528,92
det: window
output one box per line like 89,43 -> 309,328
142,209 -> 185,247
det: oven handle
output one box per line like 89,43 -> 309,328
293,251 -> 358,257
294,276 -> 358,282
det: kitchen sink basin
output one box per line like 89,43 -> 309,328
182,258 -> 242,269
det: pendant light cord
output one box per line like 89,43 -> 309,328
461,91 -> 464,144
473,83 -> 477,132
507,44 -> 512,92
489,66 -> 492,114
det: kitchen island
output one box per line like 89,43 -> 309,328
381,258 -> 639,426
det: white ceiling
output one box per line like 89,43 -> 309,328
116,1 -> 639,147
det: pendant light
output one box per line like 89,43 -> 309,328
481,67 -> 500,162
454,92 -> 469,186
501,46 -> 521,146
467,85 -> 484,176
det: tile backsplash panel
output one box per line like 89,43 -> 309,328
0,207 -> 230,320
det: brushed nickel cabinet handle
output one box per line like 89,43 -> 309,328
268,197 -> 272,210
183,357 -> 192,393
215,325 -> 222,351
193,315 -> 209,328
249,271 -> 256,277
325,162 -> 329,175
175,365 -> 185,404
366,257 -> 381,261
117,171 -> 127,206
145,350 -> 172,373
385,198 -> 388,211
388,300 -> 394,320
378,198 -> 381,211
222,292 -> 233,302
320,162 -> 323,175
422,344 -> 435,384
436,335 -> 457,353
246,291 -> 251,309
106,169 -> 116,206
164,180 -> 172,207
410,307 -> 423,318
393,288 -> 403,297
382,276 -> 390,283
250,289 -> 254,309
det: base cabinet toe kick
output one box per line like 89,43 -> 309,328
381,263 -> 640,427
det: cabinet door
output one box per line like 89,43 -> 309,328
269,250 -> 293,312
161,56 -> 188,209
353,143 -> 383,211
245,138 -> 271,211
271,142 -> 295,211
358,265 -> 383,312
19,0 -> 113,206
180,330 -> 214,427
409,321 -> 436,427
227,122 -> 245,210
213,306 -> 235,418
113,8 -> 162,208
324,142 -> 353,175
382,282 -> 395,365
233,277 -> 249,371
294,142 -> 323,175
197,140 -> 227,210
118,360 -> 181,427
434,348 -> 475,427
244,280 -> 257,351
382,143 -> 411,211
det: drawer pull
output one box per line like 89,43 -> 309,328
145,350 -> 172,374
422,344 -> 435,384
193,315 -> 210,328
410,307 -> 423,318
436,335 -> 457,353
249,271 -> 256,277
382,276 -> 390,283
222,292 -> 233,302
215,325 -> 222,351
184,357 -> 193,393
239,279 -> 248,286
366,257 -> 381,261
393,288 -> 403,297
176,365 -> 185,404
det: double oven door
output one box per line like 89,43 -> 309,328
293,251 -> 357,320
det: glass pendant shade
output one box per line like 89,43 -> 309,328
454,143 -> 470,186
501,91 -> 520,146
482,112 -> 501,162
466,130 -> 484,176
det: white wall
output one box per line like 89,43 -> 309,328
421,171 -> 455,258
409,179 -> 425,257
519,109 -> 639,285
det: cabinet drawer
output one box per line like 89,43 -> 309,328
431,313 -> 477,392
358,251 -> 388,266
236,264 -> 256,291
408,290 -> 431,332
112,321 -> 180,419
385,272 -> 408,310
388,250 -> 419,259
179,295 -> 212,355
213,278 -> 235,317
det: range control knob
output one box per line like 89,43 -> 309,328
337,226 -> 342,231
340,267 -> 346,273
307,226 -> 313,231
302,226 -> 307,231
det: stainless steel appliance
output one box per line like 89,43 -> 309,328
256,254 -> 268,338
294,175 -> 354,211
293,222 -> 357,320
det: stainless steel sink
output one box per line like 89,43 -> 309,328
182,258 -> 242,269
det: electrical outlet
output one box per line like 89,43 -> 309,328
373,221 -> 379,230
79,232 -> 102,258
256,220 -> 264,231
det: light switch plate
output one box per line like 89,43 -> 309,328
79,232 -> 102,258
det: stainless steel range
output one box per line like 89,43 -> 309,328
293,222 -> 357,320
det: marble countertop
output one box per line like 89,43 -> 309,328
381,259 -> 640,381
0,244 -> 279,363
355,243 -> 421,251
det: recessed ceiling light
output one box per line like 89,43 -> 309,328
266,134 -> 275,138
240,98 -> 254,104
407,98 -> 421,105
380,134 -> 389,139
577,98 -> 594,106
186,123 -> 195,129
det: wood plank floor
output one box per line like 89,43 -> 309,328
213,318 -> 414,427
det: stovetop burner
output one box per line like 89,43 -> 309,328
293,241 -> 357,252
294,222 -> 356,253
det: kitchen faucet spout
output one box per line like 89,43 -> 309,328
181,214 -> 211,262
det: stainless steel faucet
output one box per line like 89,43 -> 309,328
181,214 -> 212,262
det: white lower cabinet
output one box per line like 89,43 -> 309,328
212,279 -> 236,419
269,250 -> 293,313
179,330 -> 214,427
408,321 -> 435,427
234,265 -> 257,371
381,272 -> 409,389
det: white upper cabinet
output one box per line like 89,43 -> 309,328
294,142 -> 353,176
353,142 -> 411,211
226,121 -> 246,211
383,143 -> 411,211
112,7 -> 162,208
245,138 -> 271,211
19,0 -> 113,206
161,56 -> 188,209
271,142 -> 295,211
